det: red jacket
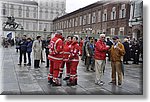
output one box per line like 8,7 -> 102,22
94,39 -> 109,60
69,41 -> 81,62
48,34 -> 63,62
63,41 -> 72,61
79,40 -> 83,55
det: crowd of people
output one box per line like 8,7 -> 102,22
1,32 -> 143,87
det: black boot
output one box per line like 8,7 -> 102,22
34,60 -> 38,68
48,78 -> 53,85
63,77 -> 70,80
58,73 -> 62,78
86,65 -> 90,71
52,79 -> 61,86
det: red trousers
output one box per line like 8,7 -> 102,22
69,61 -> 79,82
60,61 -> 70,77
48,60 -> 62,80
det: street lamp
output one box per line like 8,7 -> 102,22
44,28 -> 47,38
20,26 -> 24,37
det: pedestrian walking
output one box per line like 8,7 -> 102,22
48,32 -> 63,86
32,36 -> 42,68
26,38 -> 33,66
18,35 -> 27,65
109,36 -> 125,85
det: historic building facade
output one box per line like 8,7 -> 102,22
0,0 -> 66,38
53,0 -> 131,39
129,0 -> 143,40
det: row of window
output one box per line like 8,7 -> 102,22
40,1 -> 65,9
54,4 -> 127,30
2,8 -> 37,18
64,27 -> 125,35
2,8 -> 64,20
17,21 -> 51,32
2,3 -> 65,19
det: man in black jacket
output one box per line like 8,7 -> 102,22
45,37 -> 51,68
18,35 -> 28,65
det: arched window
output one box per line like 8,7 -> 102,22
119,4 -> 126,18
2,4 -> 6,15
26,6 -> 29,17
18,5 -> 22,17
103,9 -> 107,21
111,7 -> 116,20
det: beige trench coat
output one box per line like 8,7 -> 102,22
32,40 -> 42,60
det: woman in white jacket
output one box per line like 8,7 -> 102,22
32,36 -> 42,68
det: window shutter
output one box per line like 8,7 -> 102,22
111,12 -> 112,20
119,10 -> 122,18
102,14 -> 104,21
114,11 -> 116,19
124,9 -> 126,18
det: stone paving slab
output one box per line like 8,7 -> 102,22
0,47 -> 143,95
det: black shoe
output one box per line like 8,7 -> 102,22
86,69 -> 90,71
41,61 -> 45,63
67,82 -> 75,86
58,74 -> 62,78
63,77 -> 70,80
108,81 -> 116,85
45,66 -> 49,68
24,63 -> 27,66
118,82 -> 122,85
52,82 -> 61,86
48,79 -> 53,85
18,63 -> 21,65
91,68 -> 95,72
27,64 -> 31,66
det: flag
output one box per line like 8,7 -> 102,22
7,32 -> 12,39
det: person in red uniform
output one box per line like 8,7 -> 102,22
48,32 -> 63,86
59,36 -> 72,80
67,36 -> 81,86
79,37 -> 83,56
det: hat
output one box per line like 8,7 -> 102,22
112,36 -> 119,40
27,37 -> 32,40
124,38 -> 128,42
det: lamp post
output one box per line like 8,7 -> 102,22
44,28 -> 47,38
20,26 -> 24,37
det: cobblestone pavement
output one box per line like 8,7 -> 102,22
0,46 -> 143,95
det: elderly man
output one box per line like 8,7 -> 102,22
94,34 -> 110,86
109,36 -> 125,85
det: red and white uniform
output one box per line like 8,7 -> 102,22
48,34 -> 63,85
59,41 -> 72,77
68,41 -> 81,84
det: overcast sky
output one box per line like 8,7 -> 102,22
66,0 -> 100,13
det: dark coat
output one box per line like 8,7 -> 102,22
19,39 -> 28,52
123,42 -> 130,61
27,41 -> 33,53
